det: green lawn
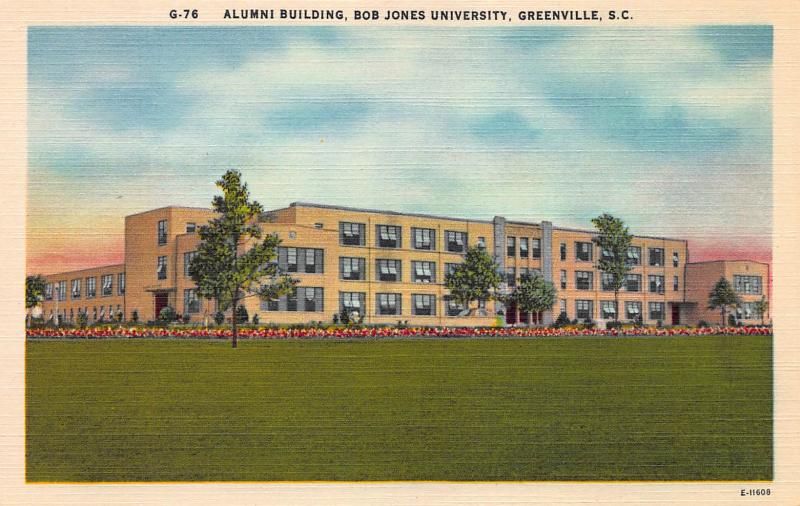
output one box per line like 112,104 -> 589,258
26,336 -> 772,482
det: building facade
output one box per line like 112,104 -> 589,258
37,202 -> 770,327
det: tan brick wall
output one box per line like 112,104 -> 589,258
686,260 -> 770,325
41,264 -> 125,324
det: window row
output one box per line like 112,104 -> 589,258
733,275 -> 762,295
261,287 -> 325,312
504,267 -> 543,287
50,304 -> 123,323
340,292 -> 478,317
557,271 -> 679,293
558,243 -> 680,267
339,222 -> 481,253
558,300 -> 666,321
506,237 -> 542,258
340,257 -> 461,284
44,274 -> 125,301
157,219 -> 197,246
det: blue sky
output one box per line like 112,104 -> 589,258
27,26 -> 772,271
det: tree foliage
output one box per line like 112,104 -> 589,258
443,246 -> 502,314
26,275 -> 46,310
591,213 -> 633,322
509,273 -> 557,325
708,277 -> 740,326
754,295 -> 769,325
188,170 -> 297,347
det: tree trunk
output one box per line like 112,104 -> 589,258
614,289 -> 619,323
231,298 -> 238,349
721,308 -> 726,327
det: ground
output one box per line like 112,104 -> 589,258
26,335 -> 772,482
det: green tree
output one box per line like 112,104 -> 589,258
25,274 -> 46,327
591,213 -> 633,323
708,277 -> 740,326
509,272 -> 557,325
754,295 -> 769,325
188,170 -> 297,348
443,246 -> 502,315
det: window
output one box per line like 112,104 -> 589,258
101,275 -> 113,297
118,273 -> 125,295
186,222 -> 196,233
340,292 -> 366,317
559,299 -> 567,317
184,251 -> 197,276
733,275 -> 762,294
506,267 -> 516,287
649,248 -> 664,267
519,267 -> 529,279
340,257 -> 366,281
625,301 -> 642,320
507,237 -> 516,257
287,289 -> 298,311
575,241 -> 592,262
625,274 -> 641,292
157,256 -> 167,280
626,246 -> 641,266
519,238 -> 529,258
86,277 -> 96,298
477,237 -> 486,250
99,306 -> 105,320
601,272 -> 615,291
376,259 -> 401,282
376,293 -> 401,315
673,275 -> 679,292
445,297 -> 466,317
92,307 -> 97,321
560,243 -> 566,261
412,261 -> 436,283
57,281 -> 67,301
648,275 -> 664,294
445,231 -> 467,253
412,227 -> 435,250
738,302 -> 757,320
649,302 -> 664,321
532,238 -> 541,259
71,279 -> 81,299
157,219 -> 167,245
575,300 -> 593,320
300,287 -> 324,312
44,283 -> 53,301
184,289 -> 200,314
376,225 -> 401,248
340,222 -> 365,246
560,270 -> 567,289
278,247 -> 324,274
672,251 -> 679,268
412,294 -> 436,316
445,263 -> 460,278
575,271 -> 593,290
601,301 -> 617,319
314,222 -> 323,229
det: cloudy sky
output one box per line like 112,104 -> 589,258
27,26 -> 772,274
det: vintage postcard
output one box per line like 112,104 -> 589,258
1,0 -> 799,504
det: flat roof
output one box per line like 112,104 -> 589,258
124,205 -> 214,219
687,259 -> 770,266
288,202 -> 493,224
42,263 -> 125,278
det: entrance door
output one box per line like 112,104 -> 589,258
505,301 -> 518,325
671,304 -> 680,325
154,292 -> 169,319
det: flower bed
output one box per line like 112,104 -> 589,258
26,325 -> 773,339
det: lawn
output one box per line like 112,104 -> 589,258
26,335 -> 772,482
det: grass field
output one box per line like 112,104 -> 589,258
26,336 -> 772,482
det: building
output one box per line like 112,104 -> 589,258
37,202 -> 770,327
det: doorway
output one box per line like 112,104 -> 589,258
671,304 -> 680,325
154,292 -> 169,319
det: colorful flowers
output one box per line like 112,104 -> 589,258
25,325 -> 773,339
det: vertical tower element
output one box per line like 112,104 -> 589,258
541,220 -> 554,324
493,216 -> 506,316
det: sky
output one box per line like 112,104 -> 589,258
27,26 -> 772,274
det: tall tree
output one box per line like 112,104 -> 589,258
444,246 -> 502,315
25,274 -> 46,327
708,277 -> 740,326
754,295 -> 769,325
591,213 -> 633,323
509,272 -> 557,326
188,170 -> 297,348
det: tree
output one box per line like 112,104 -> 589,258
509,272 -> 557,325
25,275 -> 46,327
443,246 -> 502,315
754,295 -> 769,325
188,170 -> 297,348
708,277 -> 740,326
591,213 -> 633,324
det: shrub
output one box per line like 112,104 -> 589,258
158,306 -> 177,322
553,312 -> 570,328
235,305 -> 249,324
606,320 -> 623,330
76,312 -> 88,328
583,318 -> 596,330
213,311 -> 225,325
656,319 -> 663,328
130,310 -> 139,323
181,313 -> 191,324
728,314 -> 738,327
